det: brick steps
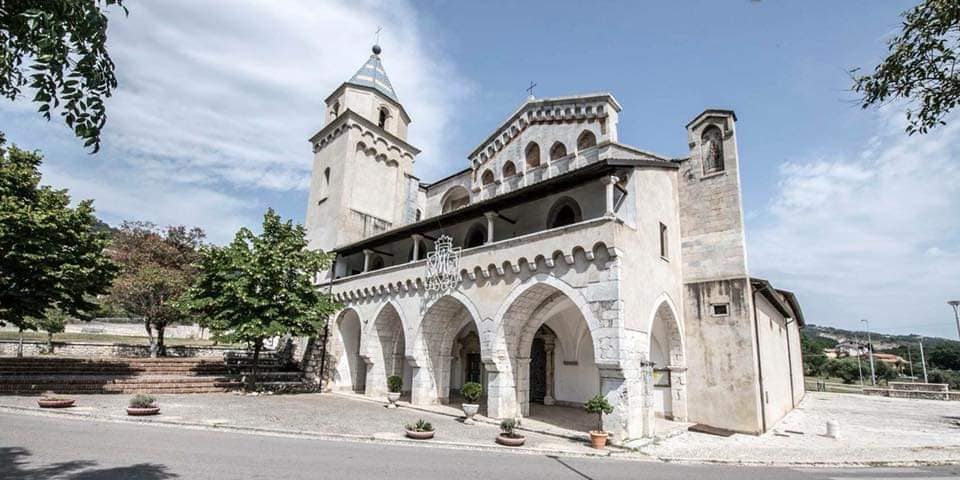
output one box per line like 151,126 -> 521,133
0,356 -> 310,394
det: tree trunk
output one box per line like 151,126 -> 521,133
17,328 -> 23,358
248,338 -> 263,392
145,321 -> 157,358
156,325 -> 167,357
46,331 -> 54,355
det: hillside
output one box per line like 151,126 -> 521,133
804,324 -> 960,351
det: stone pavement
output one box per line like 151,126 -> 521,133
0,391 -> 957,466
636,392 -> 960,466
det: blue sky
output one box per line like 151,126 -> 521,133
1,1 -> 958,339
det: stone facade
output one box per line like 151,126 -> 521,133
302,47 -> 805,441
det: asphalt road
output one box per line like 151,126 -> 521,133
1,412 -> 957,479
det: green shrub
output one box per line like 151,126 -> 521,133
584,394 -> 614,432
129,394 -> 156,408
500,418 -> 520,437
387,375 -> 402,393
404,419 -> 434,432
460,381 -> 482,403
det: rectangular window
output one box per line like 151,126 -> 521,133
659,222 -> 668,259
711,303 -> 730,317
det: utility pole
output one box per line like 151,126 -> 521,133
949,300 -> 960,340
919,338 -> 928,383
861,319 -> 876,385
907,346 -> 915,379
856,340 -> 864,386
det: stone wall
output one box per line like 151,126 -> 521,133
864,387 -> 960,401
0,340 -> 243,358
1,321 -> 210,339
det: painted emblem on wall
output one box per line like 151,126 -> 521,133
426,235 -> 461,293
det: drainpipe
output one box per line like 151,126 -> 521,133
784,316 -> 796,407
750,282 -> 768,433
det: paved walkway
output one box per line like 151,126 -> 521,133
1,391 -> 957,466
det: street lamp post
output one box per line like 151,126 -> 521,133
861,319 -> 876,386
949,300 -> 960,340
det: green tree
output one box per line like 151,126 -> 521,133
0,133 -> 116,356
184,209 -> 337,390
826,358 -> 863,385
32,308 -> 68,354
1,1 -> 128,152
853,0 -> 960,134
106,221 -> 204,357
928,343 -> 960,371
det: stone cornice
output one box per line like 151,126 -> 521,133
309,109 -> 421,157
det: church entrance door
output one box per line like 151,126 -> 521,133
530,337 -> 547,403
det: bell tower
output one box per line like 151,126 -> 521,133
305,45 -> 420,253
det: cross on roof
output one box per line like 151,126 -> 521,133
526,81 -> 537,97
375,26 -> 382,44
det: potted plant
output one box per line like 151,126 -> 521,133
37,391 -> 75,409
404,419 -> 435,440
386,375 -> 402,408
495,418 -> 525,447
584,394 -> 614,449
460,381 -> 482,424
126,394 -> 160,416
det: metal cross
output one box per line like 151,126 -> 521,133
526,81 -> 537,97
375,26 -> 382,44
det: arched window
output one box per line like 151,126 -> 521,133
701,125 -> 725,174
547,197 -> 583,229
465,224 -> 487,248
378,107 -> 389,129
577,130 -> 597,150
441,186 -> 470,213
331,102 -> 340,118
370,255 -> 385,271
321,167 -> 331,197
481,169 -> 495,186
549,141 -> 567,161
525,142 -> 541,167
415,209 -> 422,222
502,161 -> 517,178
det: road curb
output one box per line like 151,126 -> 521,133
0,404 -> 614,460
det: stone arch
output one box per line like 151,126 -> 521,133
577,130 -> 597,150
549,141 -> 567,161
502,160 -> 517,178
334,308 -> 365,393
362,302 -> 409,396
546,196 -> 583,229
481,169 -> 495,186
464,222 -> 487,248
701,125 -> 724,174
410,293 -> 485,405
647,293 -> 688,421
487,275 -> 614,418
525,142 -> 541,168
441,185 -> 470,213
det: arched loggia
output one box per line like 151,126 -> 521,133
362,303 -> 408,397
648,296 -> 688,421
333,308 -> 365,393
410,294 -> 484,406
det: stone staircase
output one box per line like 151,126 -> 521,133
0,355 -> 313,394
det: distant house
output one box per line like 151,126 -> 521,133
824,341 -> 869,359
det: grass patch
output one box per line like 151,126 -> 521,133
0,331 -> 237,347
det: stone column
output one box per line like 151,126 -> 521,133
362,249 -> 373,272
484,361 -> 518,419
483,212 -> 497,244
543,338 -> 556,406
409,356 -> 436,405
601,176 -> 620,216
411,234 -> 423,261
668,365 -> 688,422
438,354 -> 453,403
515,357 -> 531,416
640,360 -> 656,438
598,365 -> 646,442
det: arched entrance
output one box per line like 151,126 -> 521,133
334,309 -> 365,393
648,298 -> 687,421
492,280 -> 600,419
411,294 -> 481,405
363,303 -> 408,397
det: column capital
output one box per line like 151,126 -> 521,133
411,233 -> 424,241
601,175 -> 620,186
483,211 -> 498,220
362,248 -> 375,256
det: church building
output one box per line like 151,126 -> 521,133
304,45 -> 806,440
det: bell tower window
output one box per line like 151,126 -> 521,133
378,107 -> 389,129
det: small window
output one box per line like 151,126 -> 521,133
378,107 -> 389,129
525,142 -> 541,167
331,102 -> 340,118
549,141 -> 567,161
370,256 -> 385,271
659,222 -> 668,259
465,224 -> 487,248
481,169 -> 495,186
547,197 -> 582,229
502,161 -> 517,178
415,209 -> 422,222
577,130 -> 597,150
711,304 -> 729,317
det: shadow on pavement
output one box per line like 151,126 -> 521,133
0,446 -> 177,479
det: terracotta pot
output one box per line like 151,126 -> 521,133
126,406 -> 161,416
386,392 -> 401,408
589,430 -> 608,449
405,429 -> 435,440
462,403 -> 479,424
37,398 -> 75,409
496,433 -> 526,447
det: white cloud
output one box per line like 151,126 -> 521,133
1,0 -> 471,242
749,108 -> 960,338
